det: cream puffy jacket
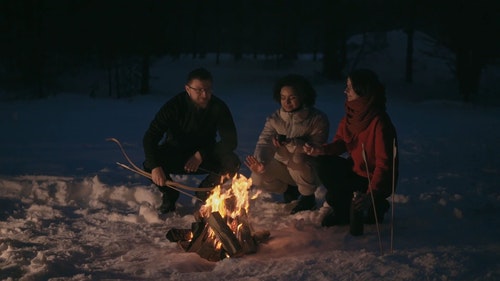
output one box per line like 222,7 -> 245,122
254,106 -> 330,168
251,106 -> 330,195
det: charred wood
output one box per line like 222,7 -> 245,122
207,212 -> 243,257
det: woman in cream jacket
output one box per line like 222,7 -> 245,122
245,74 -> 329,214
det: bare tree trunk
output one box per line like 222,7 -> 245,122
456,47 -> 482,102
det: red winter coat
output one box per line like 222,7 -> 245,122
323,112 -> 398,197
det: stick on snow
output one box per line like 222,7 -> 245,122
391,138 -> 397,254
362,143 -> 384,255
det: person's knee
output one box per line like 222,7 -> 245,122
291,173 -> 318,196
259,179 -> 288,194
297,185 -> 316,196
250,172 -> 264,186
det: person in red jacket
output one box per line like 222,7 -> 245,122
304,68 -> 398,227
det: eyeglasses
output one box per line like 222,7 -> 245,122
187,85 -> 213,94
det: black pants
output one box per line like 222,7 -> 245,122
143,144 -> 241,202
316,156 -> 387,220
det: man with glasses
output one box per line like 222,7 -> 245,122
143,67 -> 240,214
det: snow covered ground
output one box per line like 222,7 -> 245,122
1,30 -> 499,281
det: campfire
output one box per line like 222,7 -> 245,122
166,174 -> 270,261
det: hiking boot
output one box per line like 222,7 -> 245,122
157,182 -> 179,214
158,197 -> 176,214
364,199 -> 390,224
290,194 -> 316,214
283,185 -> 300,203
321,209 -> 349,227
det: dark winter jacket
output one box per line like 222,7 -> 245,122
143,92 -> 238,169
323,112 -> 398,198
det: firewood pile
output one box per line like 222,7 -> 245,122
167,210 -> 269,261
166,176 -> 270,261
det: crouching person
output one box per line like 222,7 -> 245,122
143,67 -> 240,214
245,74 -> 329,214
304,69 -> 398,226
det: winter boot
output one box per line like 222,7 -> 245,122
283,185 -> 300,203
157,185 -> 179,214
290,194 -> 316,214
158,194 -> 177,214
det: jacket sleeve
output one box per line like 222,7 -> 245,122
323,117 -> 347,156
309,112 -> 330,146
142,102 -> 173,169
253,116 -> 277,165
368,117 -> 397,197
201,101 -> 238,159
291,111 -> 330,148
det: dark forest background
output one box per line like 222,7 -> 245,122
0,0 -> 498,102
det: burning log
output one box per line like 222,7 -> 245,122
236,222 -> 257,254
167,220 -> 226,262
186,221 -> 226,262
165,227 -> 192,243
165,212 -> 244,261
206,212 -> 243,257
165,211 -> 270,261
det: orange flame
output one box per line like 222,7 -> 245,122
200,174 -> 253,219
